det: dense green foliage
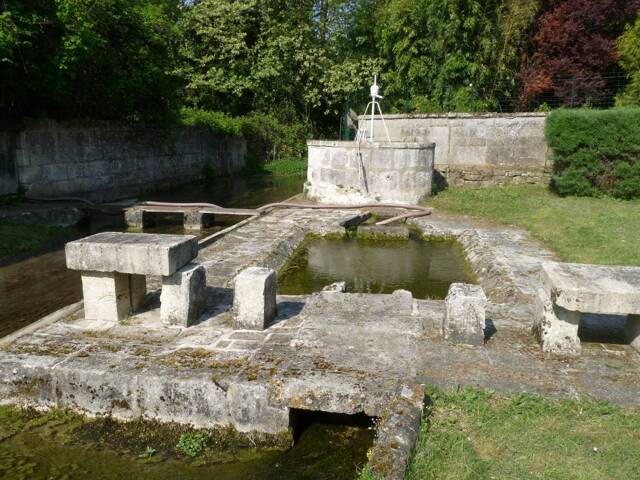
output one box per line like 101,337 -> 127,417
545,108 -> 640,199
617,17 -> 640,106
1,1 -> 640,139
377,0 -> 538,112
429,185 -> 640,265
0,0 -> 181,122
181,108 -> 309,168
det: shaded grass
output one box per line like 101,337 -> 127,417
406,387 -> 640,480
262,157 -> 307,176
427,185 -> 640,265
0,222 -> 72,261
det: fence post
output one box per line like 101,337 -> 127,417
569,76 -> 576,107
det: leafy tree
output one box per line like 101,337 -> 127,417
616,16 -> 640,106
178,0 -> 379,133
0,0 -> 182,122
517,0 -> 640,110
376,0 -> 537,112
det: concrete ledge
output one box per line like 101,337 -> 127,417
540,262 -> 640,315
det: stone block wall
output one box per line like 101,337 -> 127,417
305,140 -> 434,204
361,113 -> 551,186
2,119 -> 246,200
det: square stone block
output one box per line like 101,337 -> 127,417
81,271 -> 146,322
233,267 -> 277,330
443,283 -> 487,346
160,263 -> 206,327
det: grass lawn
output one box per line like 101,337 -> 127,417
0,222 -> 72,262
262,157 -> 307,176
427,185 -> 640,266
403,387 -> 640,480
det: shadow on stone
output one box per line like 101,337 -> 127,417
484,318 -> 497,342
269,301 -> 306,327
204,287 -> 234,320
432,169 -> 449,195
578,313 -> 627,345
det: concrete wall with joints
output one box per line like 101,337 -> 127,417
360,112 -> 551,187
1,118 -> 246,200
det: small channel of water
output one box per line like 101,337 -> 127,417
0,407 -> 374,480
278,235 -> 474,299
0,175 -> 304,338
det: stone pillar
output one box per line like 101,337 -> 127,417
124,208 -> 154,229
443,283 -> 487,346
233,267 -> 277,330
160,263 -> 207,327
81,271 -> 146,322
183,210 -> 214,230
626,314 -> 640,353
542,305 -> 582,354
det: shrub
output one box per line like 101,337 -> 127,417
181,108 -> 310,172
545,108 -> 640,199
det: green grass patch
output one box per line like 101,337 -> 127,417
0,222 -> 72,261
427,185 -> 640,265
242,157 -> 307,177
406,387 -> 640,480
262,157 -> 307,176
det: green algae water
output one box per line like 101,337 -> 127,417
278,235 -> 474,299
0,406 -> 373,480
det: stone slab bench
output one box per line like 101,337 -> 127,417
124,206 -> 260,230
66,232 -> 205,326
535,261 -> 640,354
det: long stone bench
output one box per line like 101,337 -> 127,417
65,232 -> 205,326
535,261 -> 640,354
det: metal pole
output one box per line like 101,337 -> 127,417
369,75 -> 377,141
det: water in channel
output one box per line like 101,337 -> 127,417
0,406 -> 374,480
0,175 -> 303,338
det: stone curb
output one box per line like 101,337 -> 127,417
368,381 -> 425,480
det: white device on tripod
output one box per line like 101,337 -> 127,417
358,75 -> 391,143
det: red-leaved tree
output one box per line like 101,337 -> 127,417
518,0 -> 640,110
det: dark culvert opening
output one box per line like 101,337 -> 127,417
578,313 -> 628,345
289,409 -> 376,443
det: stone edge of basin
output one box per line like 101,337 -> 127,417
306,139 -> 436,150
367,381 -> 425,480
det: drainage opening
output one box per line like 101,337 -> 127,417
578,313 -> 627,345
289,408 -> 376,443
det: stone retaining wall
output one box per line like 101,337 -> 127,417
305,140 -> 435,204
361,113 -> 551,186
1,119 -> 246,200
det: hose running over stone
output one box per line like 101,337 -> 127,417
256,202 -> 431,225
140,200 -> 432,225
140,201 -> 224,209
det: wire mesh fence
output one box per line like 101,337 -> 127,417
343,73 -> 632,119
